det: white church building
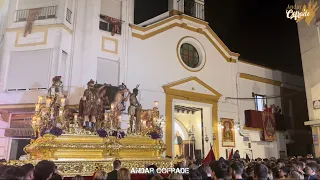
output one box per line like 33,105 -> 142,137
0,0 -> 306,160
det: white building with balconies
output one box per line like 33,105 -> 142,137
0,0 -> 307,161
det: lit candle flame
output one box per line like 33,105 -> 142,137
60,97 -> 65,107
38,96 -> 43,104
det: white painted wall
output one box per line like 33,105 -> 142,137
0,0 -> 303,159
294,0 -> 320,122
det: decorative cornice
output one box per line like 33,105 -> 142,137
130,14 -> 239,63
239,73 -> 282,86
238,60 -> 273,70
6,24 -> 72,34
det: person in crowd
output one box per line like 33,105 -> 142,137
94,170 -> 107,180
147,165 -> 158,180
233,150 -> 240,159
278,166 -> 290,179
50,173 -> 63,180
253,163 -> 268,180
205,165 -> 212,179
151,174 -> 163,180
305,162 -> 319,180
21,163 -> 34,180
107,160 -> 121,180
290,160 -> 305,180
230,162 -> 244,180
188,170 -> 202,180
2,166 -> 26,180
33,160 -> 56,180
210,161 -> 227,180
197,165 -> 209,180
187,156 -> 198,170
117,168 -> 130,180
72,175 -> 84,180
167,173 -> 183,180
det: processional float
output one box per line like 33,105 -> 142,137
6,76 -> 176,177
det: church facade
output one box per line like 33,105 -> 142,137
0,0 -> 305,160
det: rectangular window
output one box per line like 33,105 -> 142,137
96,58 -> 119,86
7,49 -> 51,91
66,0 -> 73,23
9,139 -> 30,160
254,94 -> 267,111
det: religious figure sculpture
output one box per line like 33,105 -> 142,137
48,76 -> 63,97
128,85 -> 142,133
110,84 -> 130,129
223,121 -> 233,141
96,84 -> 110,129
79,80 -> 108,130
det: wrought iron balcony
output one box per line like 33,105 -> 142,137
99,14 -> 122,35
14,6 -> 57,22
178,0 -> 205,20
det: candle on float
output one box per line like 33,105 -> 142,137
60,97 -> 66,107
154,101 -> 159,107
35,104 -> 40,112
74,114 -> 78,121
111,104 -> 114,110
46,97 -> 52,107
36,117 -> 41,125
38,96 -> 43,104
59,110 -> 63,116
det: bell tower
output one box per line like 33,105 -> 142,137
168,0 -> 205,20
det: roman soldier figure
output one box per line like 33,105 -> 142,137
128,85 -> 142,133
80,80 -> 108,130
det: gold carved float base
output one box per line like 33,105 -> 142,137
6,134 -> 180,177
7,158 -> 175,177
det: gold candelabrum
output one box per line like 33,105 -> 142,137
31,93 -> 68,139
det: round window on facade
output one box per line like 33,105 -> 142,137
180,43 -> 200,68
177,37 -> 206,72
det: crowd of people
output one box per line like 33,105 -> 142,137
1,154 -> 320,180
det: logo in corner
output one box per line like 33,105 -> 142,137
286,1 -> 319,26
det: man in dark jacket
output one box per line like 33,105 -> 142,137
305,162 -> 319,180
107,160 -> 121,180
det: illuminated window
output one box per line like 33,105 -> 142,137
255,94 -> 267,111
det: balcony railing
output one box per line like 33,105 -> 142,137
99,14 -> 121,35
178,0 -> 205,20
66,8 -> 72,23
14,6 -> 57,22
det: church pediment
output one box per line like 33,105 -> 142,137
163,77 -> 222,101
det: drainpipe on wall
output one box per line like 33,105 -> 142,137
67,0 -> 78,95
316,20 -> 320,45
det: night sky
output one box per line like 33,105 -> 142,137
135,0 -> 303,75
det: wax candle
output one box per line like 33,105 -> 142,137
104,114 -> 108,120
46,97 -> 52,107
38,96 -> 43,104
35,104 -> 40,112
60,97 -> 65,107
59,110 -> 63,116
74,114 -> 78,121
